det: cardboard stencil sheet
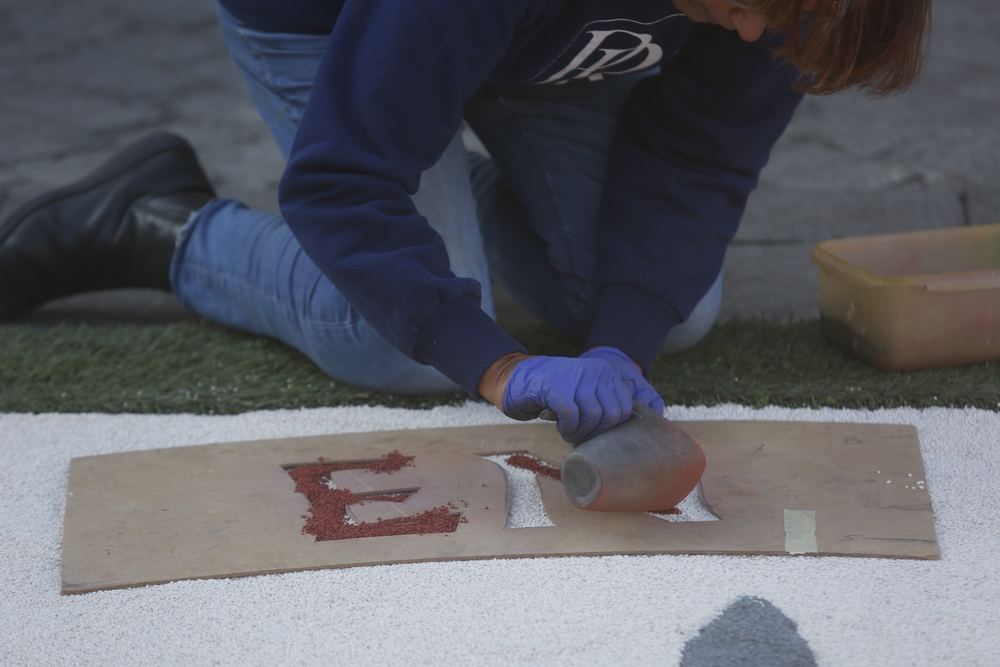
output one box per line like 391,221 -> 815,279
61,420 -> 938,594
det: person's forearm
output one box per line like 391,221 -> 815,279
479,348 -> 642,412
478,351 -> 532,411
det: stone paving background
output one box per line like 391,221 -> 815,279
0,0 -> 997,327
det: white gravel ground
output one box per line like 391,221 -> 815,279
1,403 -> 998,666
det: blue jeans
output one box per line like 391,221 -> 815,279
172,3 -> 722,394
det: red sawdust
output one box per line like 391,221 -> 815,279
288,451 -> 465,541
504,454 -> 562,481
313,450 -> 412,474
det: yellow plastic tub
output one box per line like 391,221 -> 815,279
810,224 -> 1000,371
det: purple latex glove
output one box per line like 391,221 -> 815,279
501,355 -> 633,444
579,346 -> 665,415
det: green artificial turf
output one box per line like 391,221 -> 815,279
1,319 -> 998,415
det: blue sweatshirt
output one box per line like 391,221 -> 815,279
219,0 -> 803,397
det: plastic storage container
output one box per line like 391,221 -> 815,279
810,224 -> 1000,371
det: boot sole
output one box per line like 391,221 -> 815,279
0,133 -> 213,246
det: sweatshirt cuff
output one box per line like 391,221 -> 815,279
584,284 -> 681,374
414,294 -> 527,398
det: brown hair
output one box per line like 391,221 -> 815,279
758,0 -> 931,96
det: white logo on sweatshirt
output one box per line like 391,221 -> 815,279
535,16 -> 684,85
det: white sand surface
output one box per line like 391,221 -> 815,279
1,403 -> 998,666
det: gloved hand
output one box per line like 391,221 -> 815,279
578,346 -> 665,415
500,355 -> 633,444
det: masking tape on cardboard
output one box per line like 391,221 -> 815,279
784,509 -> 818,555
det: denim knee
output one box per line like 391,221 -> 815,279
659,269 -> 724,355
294,316 -> 462,395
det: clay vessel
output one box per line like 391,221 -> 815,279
561,403 -> 706,512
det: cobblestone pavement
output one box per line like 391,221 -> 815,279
1,0 -> 997,326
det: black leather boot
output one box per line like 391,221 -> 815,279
0,132 -> 216,319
